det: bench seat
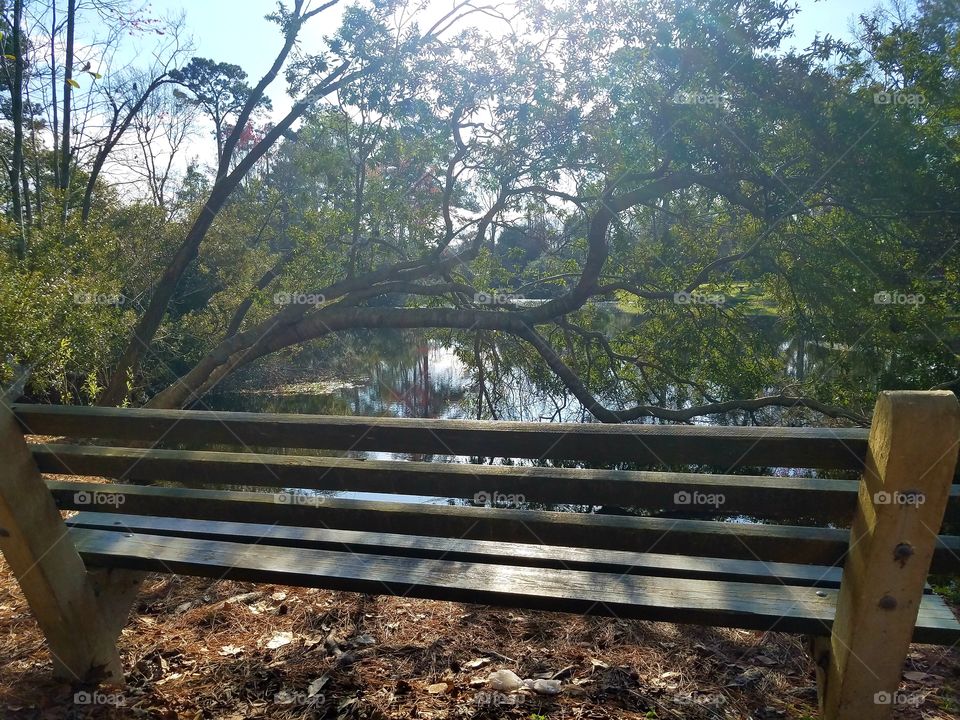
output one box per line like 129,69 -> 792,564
66,512 -> 960,645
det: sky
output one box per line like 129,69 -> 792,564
142,0 -> 887,82
98,0 -> 890,185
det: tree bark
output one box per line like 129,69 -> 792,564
59,0 -> 76,204
50,1 -> 59,191
7,0 -> 25,257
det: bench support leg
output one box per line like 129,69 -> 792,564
0,404 -> 136,684
817,391 -> 960,720
89,567 -> 144,640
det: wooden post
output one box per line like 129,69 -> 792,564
0,402 -> 129,682
89,567 -> 144,640
819,391 -> 960,720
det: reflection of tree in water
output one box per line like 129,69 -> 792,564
384,346 -> 432,417
209,309 -> 949,432
210,330 -> 469,420
347,335 -> 469,419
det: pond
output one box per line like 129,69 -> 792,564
204,336 -> 593,504
200,309 -> 864,510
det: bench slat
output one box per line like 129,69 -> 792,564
51,480 -> 960,572
67,527 -> 960,644
49,479 -> 852,565
15,404 -> 868,469
34,443 -> 865,520
67,511 -> 858,588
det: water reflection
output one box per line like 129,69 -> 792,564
209,337 -> 470,419
200,324 -> 863,514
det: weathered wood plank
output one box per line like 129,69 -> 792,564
32,443 -> 866,520
66,511 -> 861,588
14,403 -> 869,469
820,391 -> 960,720
0,405 -> 125,682
69,527 -> 960,644
48,479 -> 851,564
50,480 -> 960,572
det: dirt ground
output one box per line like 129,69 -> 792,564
2,557 -> 959,720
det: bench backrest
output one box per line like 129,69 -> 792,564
12,402 -> 960,574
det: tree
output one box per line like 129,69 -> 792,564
170,57 -> 270,167
1,0 -> 26,256
4,0 -> 955,426
58,0 -> 74,201
99,0 -> 489,406
139,0 -> 959,423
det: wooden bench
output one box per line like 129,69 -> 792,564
1,391 -> 959,719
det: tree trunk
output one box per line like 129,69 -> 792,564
59,0 -> 76,213
8,0 -> 25,258
20,156 -> 31,229
50,1 -> 59,191
81,76 -> 169,223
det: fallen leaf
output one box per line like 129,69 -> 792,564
308,676 -> 329,697
904,671 -> 930,682
218,645 -> 243,657
426,682 -> 451,694
303,634 -> 324,650
727,667 -> 765,688
265,632 -> 293,650
463,657 -> 491,670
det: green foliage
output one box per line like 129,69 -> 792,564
1,0 -> 957,422
170,57 -> 272,156
0,219 -> 135,402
